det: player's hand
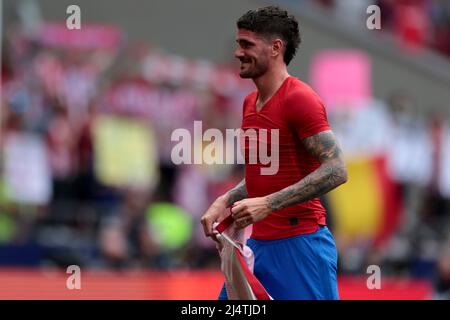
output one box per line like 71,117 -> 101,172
231,197 -> 272,229
200,196 -> 228,242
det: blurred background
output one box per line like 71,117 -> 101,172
0,0 -> 450,299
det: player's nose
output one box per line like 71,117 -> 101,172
234,47 -> 244,59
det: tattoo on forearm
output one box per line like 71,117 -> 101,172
267,130 -> 347,211
226,179 -> 248,207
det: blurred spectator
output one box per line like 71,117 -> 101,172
99,188 -> 159,269
429,0 -> 450,56
385,91 -> 432,234
435,239 -> 450,299
46,104 -> 76,200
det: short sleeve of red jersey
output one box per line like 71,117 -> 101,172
284,89 -> 330,140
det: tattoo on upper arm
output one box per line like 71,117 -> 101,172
267,130 -> 347,211
226,179 -> 248,207
302,130 -> 342,162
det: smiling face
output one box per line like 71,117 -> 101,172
234,29 -> 273,79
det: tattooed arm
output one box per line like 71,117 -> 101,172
201,179 -> 248,240
231,130 -> 347,228
266,130 -> 347,210
224,179 -> 248,207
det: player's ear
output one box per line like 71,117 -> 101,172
271,38 -> 284,58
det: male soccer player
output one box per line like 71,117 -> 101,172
200,6 -> 348,300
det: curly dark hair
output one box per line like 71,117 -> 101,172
237,6 -> 301,65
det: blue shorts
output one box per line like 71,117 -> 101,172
218,226 -> 339,300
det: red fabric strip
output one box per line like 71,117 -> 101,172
216,212 -> 234,234
234,248 -> 271,300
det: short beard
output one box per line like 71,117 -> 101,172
239,60 -> 268,79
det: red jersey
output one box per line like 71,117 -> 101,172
241,76 -> 330,240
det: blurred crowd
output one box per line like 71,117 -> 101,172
1,9 -> 450,299
309,0 -> 450,57
304,0 -> 450,298
327,92 -> 450,299
0,22 -> 251,271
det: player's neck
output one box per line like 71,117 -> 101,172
253,66 -> 290,106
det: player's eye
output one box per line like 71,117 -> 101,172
237,40 -> 252,49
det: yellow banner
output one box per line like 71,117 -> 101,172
93,115 -> 158,189
328,157 -> 382,240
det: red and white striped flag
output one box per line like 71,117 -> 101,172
214,213 -> 272,300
